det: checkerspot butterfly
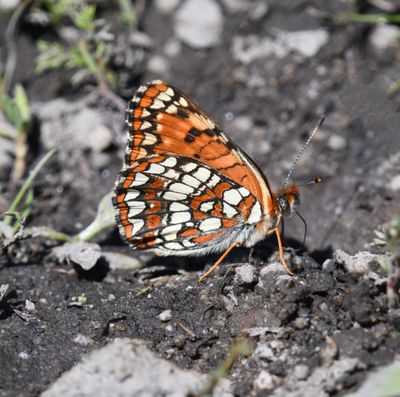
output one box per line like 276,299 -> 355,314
113,80 -> 320,281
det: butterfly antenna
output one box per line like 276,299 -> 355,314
283,115 -> 325,189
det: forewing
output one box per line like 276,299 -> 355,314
125,80 -> 276,213
113,155 -> 263,255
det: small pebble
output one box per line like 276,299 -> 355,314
73,334 -> 94,346
252,370 -> 281,391
369,24 -> 400,51
159,309 -> 172,322
25,300 -> 35,312
328,134 -> 346,151
175,0 -> 223,48
294,364 -> 310,380
294,317 -> 309,330
389,175 -> 400,191
234,264 -> 258,285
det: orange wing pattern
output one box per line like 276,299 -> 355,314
113,80 -> 280,256
124,80 -> 277,215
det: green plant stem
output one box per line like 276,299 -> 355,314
78,38 -> 109,90
202,341 -> 252,395
4,149 -> 56,226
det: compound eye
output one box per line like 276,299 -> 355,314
278,196 -> 289,212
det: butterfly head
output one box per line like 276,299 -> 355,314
275,184 -> 299,217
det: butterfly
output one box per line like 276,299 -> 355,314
113,80 -> 310,282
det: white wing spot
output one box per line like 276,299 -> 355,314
170,202 -> 189,212
166,104 -> 178,114
182,174 -> 201,188
182,240 -> 196,248
164,242 -> 183,250
223,202 -> 238,218
137,85 -> 147,93
171,212 -> 191,224
169,182 -> 195,195
142,133 -> 157,146
160,157 -> 177,168
163,169 -> 180,179
193,167 -> 211,182
160,224 -> 182,241
125,190 -> 140,201
207,174 -> 221,188
181,162 -> 197,173
199,218 -> 222,232
200,201 -> 214,212
248,202 -> 262,223
147,163 -> 165,174
179,97 -> 189,107
140,121 -> 152,130
165,87 -> 174,96
157,92 -> 171,101
131,219 -> 144,236
141,108 -> 151,117
128,201 -> 146,218
130,173 -> 148,186
223,189 -> 242,205
131,97 -> 140,104
239,187 -> 250,197
163,191 -> 187,201
150,100 -> 164,109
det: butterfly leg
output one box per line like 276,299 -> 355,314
198,241 -> 241,282
272,227 -> 294,275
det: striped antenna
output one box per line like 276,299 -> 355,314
283,115 -> 325,189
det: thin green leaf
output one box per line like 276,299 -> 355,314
75,191 -> 115,241
118,0 -> 137,28
35,41 -> 68,73
74,5 -> 96,31
3,149 -> 56,227
14,84 -> 30,124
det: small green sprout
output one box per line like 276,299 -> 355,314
376,217 -> 400,307
0,82 -> 31,183
35,4 -> 116,90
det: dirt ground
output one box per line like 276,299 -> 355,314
1,0 -> 400,396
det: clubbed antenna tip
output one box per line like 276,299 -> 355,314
283,115 -> 325,189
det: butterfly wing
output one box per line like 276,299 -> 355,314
124,80 -> 277,216
113,154 -> 263,255
114,80 -> 279,255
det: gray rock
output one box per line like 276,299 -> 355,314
333,249 -> 381,275
102,251 -> 142,270
253,370 -> 281,392
159,309 -> 173,322
154,0 -> 181,13
53,242 -> 102,271
129,31 -> 154,48
232,29 -> 329,64
175,0 -> 223,49
327,134 -> 346,151
369,24 -> 400,52
389,175 -> 400,191
41,338 -> 233,397
293,364 -> 309,380
234,264 -> 258,285
147,55 -> 171,76
271,358 -> 361,397
87,125 -> 113,152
